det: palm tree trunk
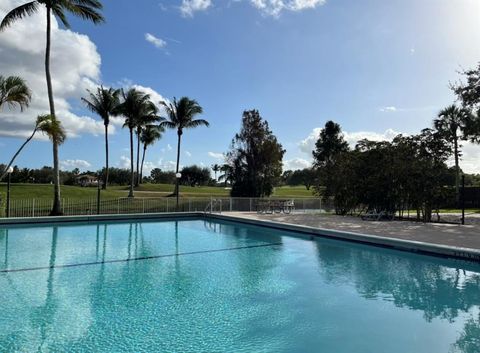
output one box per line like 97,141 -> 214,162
454,137 -> 460,203
0,126 -> 38,182
103,123 -> 109,190
135,131 -> 141,187
51,139 -> 62,215
128,128 -> 134,197
174,131 -> 182,196
46,7 -> 61,216
140,144 -> 147,184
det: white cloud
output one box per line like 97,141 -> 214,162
379,106 -> 397,112
60,159 -> 91,171
299,127 -> 401,154
145,33 -> 167,49
283,158 -> 311,170
167,144 -> 173,151
0,0 -> 106,139
453,142 -> 480,174
342,129 -> 400,146
185,150 -> 192,157
119,155 -> 131,169
118,156 -> 178,173
208,151 -> 225,160
180,0 -> 212,17
250,0 -> 326,16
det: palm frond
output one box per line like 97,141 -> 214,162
159,121 -> 177,130
82,86 -> 121,124
36,114 -> 67,145
0,75 -> 32,111
55,0 -> 104,26
0,1 -> 39,30
184,118 -> 210,129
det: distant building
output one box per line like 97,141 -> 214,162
75,174 -> 100,187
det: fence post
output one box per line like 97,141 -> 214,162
230,198 -> 232,212
189,198 -> 192,212
167,198 -> 169,213
142,198 -> 145,214
32,199 -> 35,217
461,174 -> 465,225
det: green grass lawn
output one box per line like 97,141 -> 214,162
0,183 -> 315,200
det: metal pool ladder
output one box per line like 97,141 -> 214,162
204,198 -> 223,214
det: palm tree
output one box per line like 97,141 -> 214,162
160,97 -> 209,198
211,163 -> 220,181
219,163 -> 233,187
0,119 -> 42,182
0,75 -> 32,181
81,86 -> 120,189
117,88 -> 153,197
1,0 -> 104,215
434,105 -> 473,200
0,75 -> 31,110
135,102 -> 161,186
140,125 -> 164,183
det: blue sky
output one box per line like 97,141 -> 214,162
1,0 -> 479,174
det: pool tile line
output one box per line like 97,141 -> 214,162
0,242 -> 283,274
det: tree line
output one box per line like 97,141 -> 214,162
309,65 -> 480,220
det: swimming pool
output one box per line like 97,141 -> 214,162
0,218 -> 479,352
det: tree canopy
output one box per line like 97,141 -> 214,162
227,110 -> 285,197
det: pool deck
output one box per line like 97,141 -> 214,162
213,212 -> 480,261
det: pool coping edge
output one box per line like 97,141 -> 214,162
206,213 -> 480,262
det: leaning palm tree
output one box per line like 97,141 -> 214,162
139,125 -> 164,183
0,118 -> 43,182
160,97 -> 209,197
0,75 -> 32,110
36,114 -> 67,215
1,0 -> 104,215
81,86 -> 121,189
117,88 -> 153,197
134,102 -> 161,186
434,105 -> 473,201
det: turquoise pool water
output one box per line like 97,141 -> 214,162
0,218 -> 479,353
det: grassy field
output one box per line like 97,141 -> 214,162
0,183 -> 315,200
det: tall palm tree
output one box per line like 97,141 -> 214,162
81,86 -> 120,189
434,105 -> 473,200
1,0 -> 104,215
135,102 -> 161,186
139,125 -> 164,183
160,97 -> 209,197
211,163 -> 220,181
0,75 -> 31,110
118,88 -> 153,197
